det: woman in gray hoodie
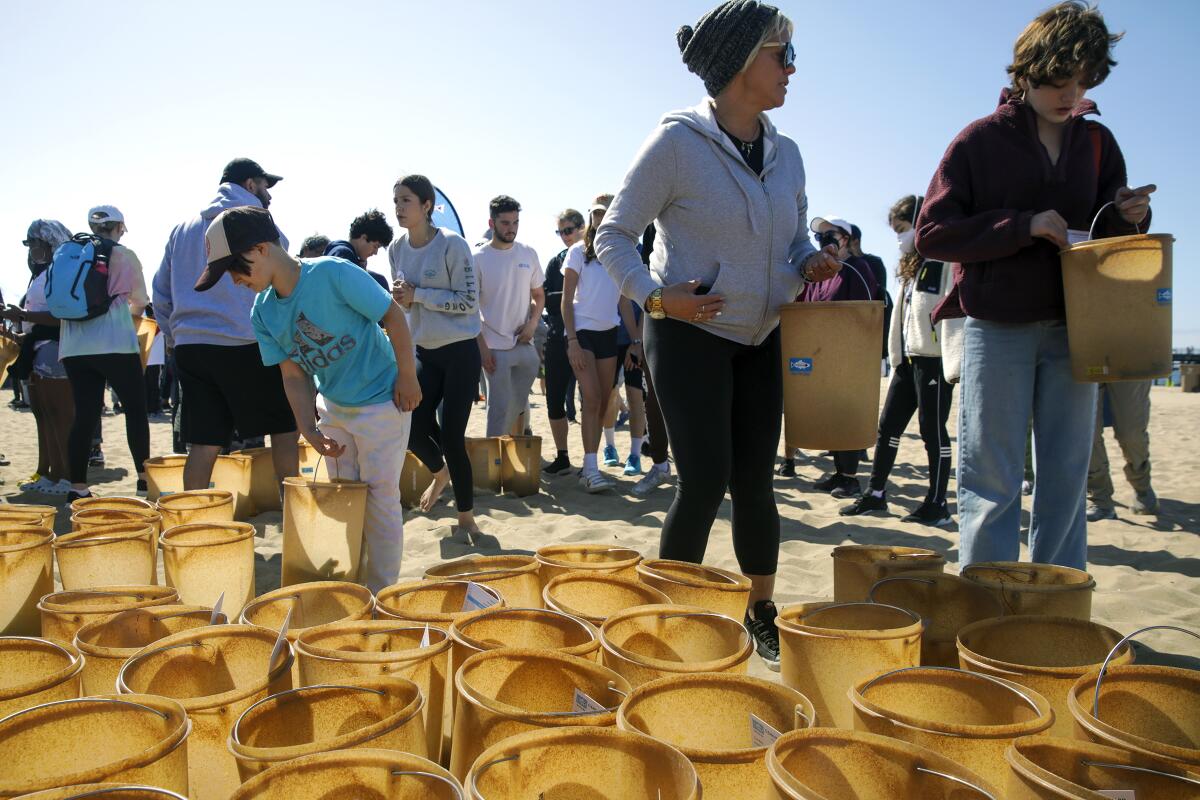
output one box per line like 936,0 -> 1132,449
596,0 -> 840,670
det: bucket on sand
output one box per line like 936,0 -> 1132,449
39,587 -> 179,644
210,453 -> 257,520
535,544 -> 642,583
833,545 -> 947,602
779,300 -> 885,450
142,456 -> 186,502
155,490 -> 234,531
117,624 -> 294,800
767,728 -> 999,800
448,647 -> 631,780
465,726 -> 700,800
0,505 -> 57,528
399,451 -> 434,509
499,435 -> 540,497
15,785 -> 189,800
376,580 -> 506,627
232,447 -> 281,514
160,522 -> 255,617
69,510 -> 162,580
464,437 -> 502,493
52,523 -> 156,591
1006,734 -> 1200,800
0,637 -> 83,720
70,495 -> 156,519
963,562 -> 1096,619
958,616 -> 1132,737
229,749 -> 463,800
543,573 -> 670,626
777,601 -> 922,729
73,605 -> 229,697
280,477 -> 368,586
0,694 -> 191,798
425,555 -> 543,610
296,437 -> 326,480
850,665 -> 1055,789
229,676 -> 428,780
869,572 -> 1002,667
0,332 -> 20,385
133,315 -> 157,370
450,607 -> 599,667
295,621 -> 451,767
0,526 -> 54,636
635,559 -> 751,620
617,673 -> 817,799
600,604 -> 753,688
1061,233 -> 1175,382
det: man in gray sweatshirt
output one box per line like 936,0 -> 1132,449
153,158 -> 299,490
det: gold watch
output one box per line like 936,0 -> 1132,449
646,287 -> 667,320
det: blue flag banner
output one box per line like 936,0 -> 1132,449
432,186 -> 464,238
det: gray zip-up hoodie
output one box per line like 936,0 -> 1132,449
596,99 -> 817,346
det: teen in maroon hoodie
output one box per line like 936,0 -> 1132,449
915,1 -> 1153,570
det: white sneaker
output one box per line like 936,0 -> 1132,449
41,479 -> 72,496
579,471 -> 616,494
632,465 -> 670,497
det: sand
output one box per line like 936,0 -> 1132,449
2,380 -> 1197,676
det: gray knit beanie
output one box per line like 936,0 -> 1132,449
677,0 -> 780,97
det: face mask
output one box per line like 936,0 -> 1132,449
896,228 -> 916,255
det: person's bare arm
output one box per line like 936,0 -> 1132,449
278,359 -> 344,457
381,302 -> 421,411
517,287 -> 545,344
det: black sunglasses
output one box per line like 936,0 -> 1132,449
556,225 -> 579,237
765,41 -> 795,70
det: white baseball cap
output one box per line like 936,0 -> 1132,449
809,216 -> 852,237
88,205 -> 126,227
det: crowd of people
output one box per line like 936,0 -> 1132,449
1,0 -> 1159,670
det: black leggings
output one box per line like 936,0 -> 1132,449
870,356 -> 954,503
63,352 -> 149,484
410,338 -> 482,512
646,317 -> 781,575
544,334 -> 576,422
642,366 -> 670,465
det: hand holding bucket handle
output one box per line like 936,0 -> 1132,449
1086,184 -> 1157,241
1091,624 -> 1199,718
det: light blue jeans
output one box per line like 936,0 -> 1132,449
957,318 -> 1097,569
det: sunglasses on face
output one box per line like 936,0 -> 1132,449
764,41 -> 795,70
556,225 -> 579,237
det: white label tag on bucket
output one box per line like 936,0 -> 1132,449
419,624 -> 431,648
1067,229 -> 1091,246
573,688 -> 606,714
268,608 -> 292,671
1097,791 -> 1135,800
462,581 -> 498,612
750,713 -> 783,748
210,591 -> 225,625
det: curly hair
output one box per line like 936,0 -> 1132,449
349,209 -> 394,246
1008,1 -> 1122,93
889,194 -> 923,283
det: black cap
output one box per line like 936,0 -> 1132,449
195,206 -> 280,292
220,158 -> 282,188
849,224 -> 862,241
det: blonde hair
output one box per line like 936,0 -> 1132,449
741,13 -> 794,73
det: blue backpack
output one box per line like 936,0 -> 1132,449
45,234 -> 116,320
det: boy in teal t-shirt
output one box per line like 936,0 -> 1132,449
196,206 -> 422,591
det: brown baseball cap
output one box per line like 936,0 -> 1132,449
195,206 -> 280,292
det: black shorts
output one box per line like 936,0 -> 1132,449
615,343 -> 645,391
575,328 -> 618,360
174,343 -> 296,446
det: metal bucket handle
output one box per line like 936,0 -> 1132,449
470,753 -> 520,798
438,567 -> 527,581
837,260 -> 879,299
802,601 -> 923,628
914,766 -> 997,799
0,696 -> 169,724
1092,624 -> 1199,718
867,576 -> 1007,616
460,606 -> 599,645
386,580 -> 502,603
117,639 -> 219,693
659,611 -> 752,646
860,665 -> 1042,715
1087,200 -> 1146,241
392,769 -> 464,799
644,566 -> 742,587
794,705 -> 812,728
0,635 -> 79,665
54,528 -> 154,548
232,683 -> 388,741
1080,759 -> 1200,787
51,787 -> 187,800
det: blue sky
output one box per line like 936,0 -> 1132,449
2,0 -> 1195,345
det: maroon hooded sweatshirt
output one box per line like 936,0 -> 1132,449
918,90 -> 1147,324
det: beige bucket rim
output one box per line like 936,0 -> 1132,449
143,455 -> 187,468
776,600 -> 924,640
15,785 -> 190,799
867,571 -> 1003,607
159,521 -> 255,549
542,573 -> 671,625
155,489 -> 234,513
53,522 -> 154,551
636,559 -> 752,594
282,475 -> 369,491
0,525 -> 54,553
1006,734 -> 1200,798
70,496 -> 155,515
424,554 -> 540,582
1060,231 -> 1175,255
38,586 -> 178,615
239,581 -> 376,634
70,508 -> 161,530
296,620 -> 452,665
229,678 -> 425,768
229,747 -> 464,800
600,603 -> 754,673
617,672 -> 817,763
0,636 -> 84,700
833,544 -> 946,565
376,580 -> 505,623
963,561 -> 1096,594
449,607 -> 599,659
957,615 -> 1133,679
851,665 -> 1055,739
534,544 -> 641,572
74,605 -> 229,663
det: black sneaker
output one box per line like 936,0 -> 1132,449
903,501 -> 954,528
775,459 -> 796,478
840,491 -> 888,516
542,454 -> 574,476
88,447 -> 105,467
136,479 -> 148,497
66,489 -> 92,504
812,473 -> 840,491
830,475 -> 862,499
745,600 -> 780,671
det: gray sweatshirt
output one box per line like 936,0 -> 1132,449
596,99 -> 817,346
387,228 -> 481,349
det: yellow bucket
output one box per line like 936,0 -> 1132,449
963,562 -> 1095,619
0,332 -> 20,386
116,624 -> 294,800
450,607 -> 600,666
280,477 -> 368,586
1006,734 -> 1200,799
231,447 -> 281,514
14,785 -> 188,800
0,694 -> 190,798
296,437 -> 325,480
635,559 -> 751,620
958,616 -> 1132,737
779,300 -> 885,450
448,647 -> 630,780
617,672 -> 817,799
464,437 -> 502,493
69,500 -> 162,574
0,526 -> 54,636
832,544 -> 946,602
600,604 -> 752,688
0,637 -> 83,720
767,727 -> 999,800
210,453 -> 257,520
73,605 -> 228,697
535,543 -> 642,583
850,666 -> 1055,789
399,450 -> 434,509
52,522 -> 156,591
38,587 -> 179,644
499,435 -> 540,497
376,580 -> 505,627
424,555 -> 543,609
1061,233 -> 1175,381
160,521 -> 256,617
543,573 -> 670,626
465,726 -> 700,800
229,748 -> 463,800
142,456 -> 186,503
70,495 -> 156,518
229,676 -> 428,780
294,621 -> 451,768
777,601 -> 922,729
0,505 -> 57,528
869,572 -> 1002,667
133,315 -> 157,370
155,490 -> 234,531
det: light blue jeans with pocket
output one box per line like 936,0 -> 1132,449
957,318 -> 1097,569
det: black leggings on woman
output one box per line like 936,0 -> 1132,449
870,355 -> 954,503
645,317 -> 781,575
410,337 -> 482,512
544,334 -> 576,421
62,352 -> 149,484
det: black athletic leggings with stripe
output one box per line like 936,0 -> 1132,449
869,355 -> 954,504
62,352 -> 149,484
409,337 -> 482,512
